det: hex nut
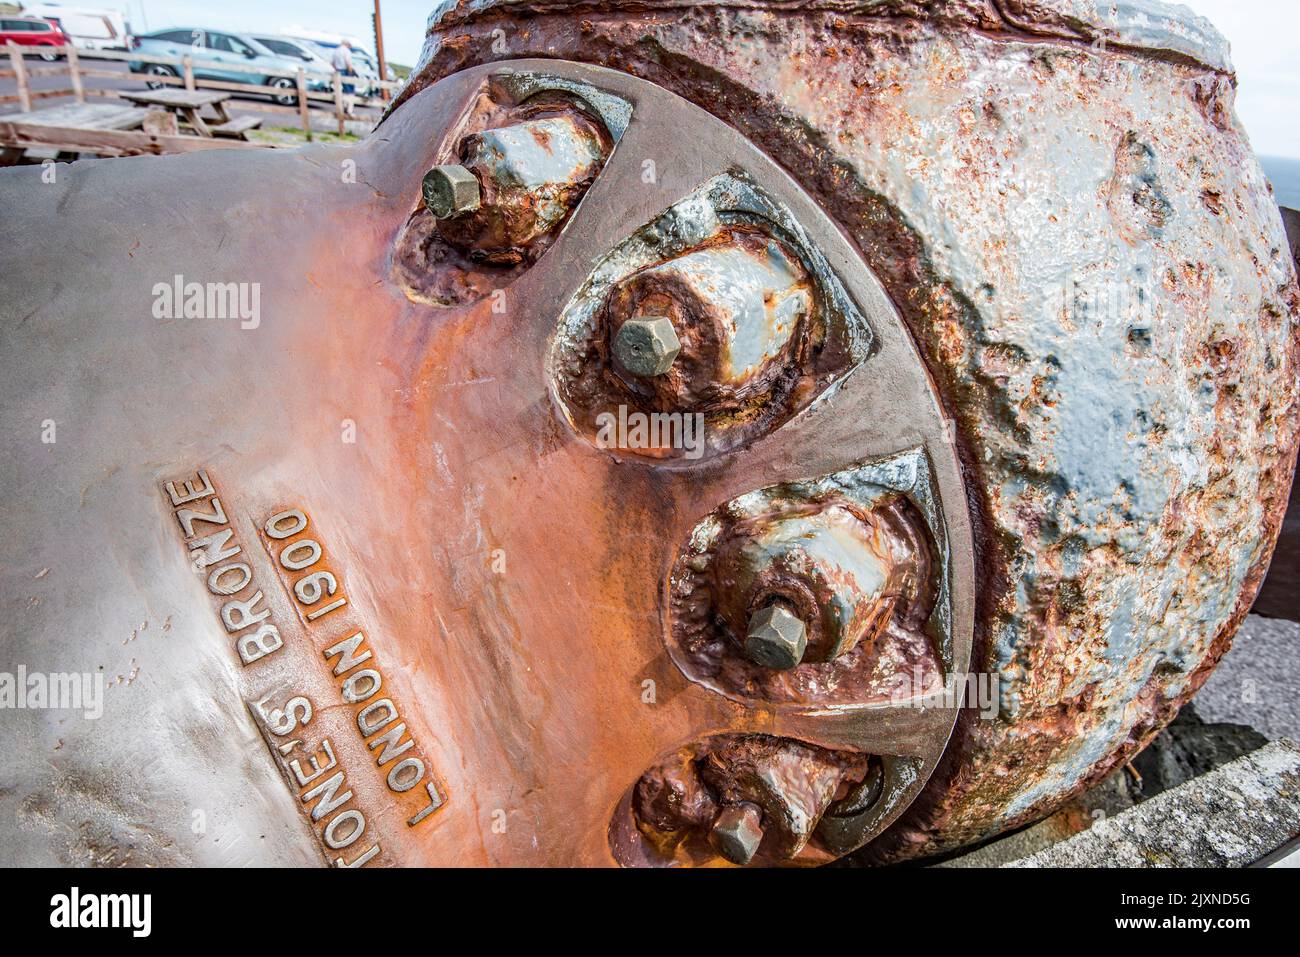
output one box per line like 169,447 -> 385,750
423,164 -> 481,219
711,803 -> 764,865
613,317 -> 681,377
744,604 -> 808,670
602,234 -> 811,410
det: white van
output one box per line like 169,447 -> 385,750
19,3 -> 129,52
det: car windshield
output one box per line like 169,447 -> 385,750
207,33 -> 254,55
258,38 -> 308,59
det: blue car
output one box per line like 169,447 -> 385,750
129,28 -> 330,105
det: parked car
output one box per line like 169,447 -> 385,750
285,32 -> 383,97
19,4 -> 128,52
0,15 -> 71,61
128,28 -> 330,105
248,34 -> 333,78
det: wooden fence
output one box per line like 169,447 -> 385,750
0,42 -> 401,141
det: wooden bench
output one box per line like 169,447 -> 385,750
13,102 -> 152,132
211,116 -> 263,140
0,102 -> 151,162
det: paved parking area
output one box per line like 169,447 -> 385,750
1198,614 -> 1300,742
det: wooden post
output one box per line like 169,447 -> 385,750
66,44 -> 85,104
182,55 -> 195,92
332,72 -> 345,136
373,0 -> 390,103
7,42 -> 31,114
296,68 -> 312,142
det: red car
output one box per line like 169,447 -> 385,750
0,16 -> 70,61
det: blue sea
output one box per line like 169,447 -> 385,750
1261,156 -> 1300,209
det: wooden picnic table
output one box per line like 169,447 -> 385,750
12,102 -> 152,131
0,97 -> 268,159
119,89 -> 236,138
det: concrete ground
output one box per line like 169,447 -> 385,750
1011,740 -> 1300,867
1197,614 -> 1300,742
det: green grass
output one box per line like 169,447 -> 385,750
248,126 -> 362,146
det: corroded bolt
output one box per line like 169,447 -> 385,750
434,115 -> 609,258
422,164 -> 481,219
613,316 -> 681,377
744,604 -> 807,670
603,233 -> 811,409
711,803 -> 764,865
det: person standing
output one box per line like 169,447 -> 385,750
331,40 -> 357,117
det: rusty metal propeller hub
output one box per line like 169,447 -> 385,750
0,0 -> 1296,869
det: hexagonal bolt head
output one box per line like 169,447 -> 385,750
613,317 -> 681,378
422,164 -> 481,220
711,803 -> 764,866
744,604 -> 808,670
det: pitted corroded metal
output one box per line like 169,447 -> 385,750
712,502 -> 919,664
404,0 -> 1300,861
440,113 -> 609,261
403,0 -> 1234,95
551,171 -> 875,461
604,234 -> 812,409
669,448 -> 952,709
492,70 -> 634,139
622,732 -> 878,865
393,73 -> 628,304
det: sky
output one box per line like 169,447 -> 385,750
1183,0 -> 1299,158
76,0 -> 1300,157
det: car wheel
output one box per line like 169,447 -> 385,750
38,47 -> 60,62
269,77 -> 297,107
144,64 -> 177,90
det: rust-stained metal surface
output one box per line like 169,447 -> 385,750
0,59 -> 974,866
669,452 -> 949,710
605,231 -> 812,409
710,500 -> 922,665
393,74 -> 621,304
398,0 -> 1300,861
551,170 -> 878,461
439,113 -> 610,261
1,0 -> 1296,869
621,732 -> 877,865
